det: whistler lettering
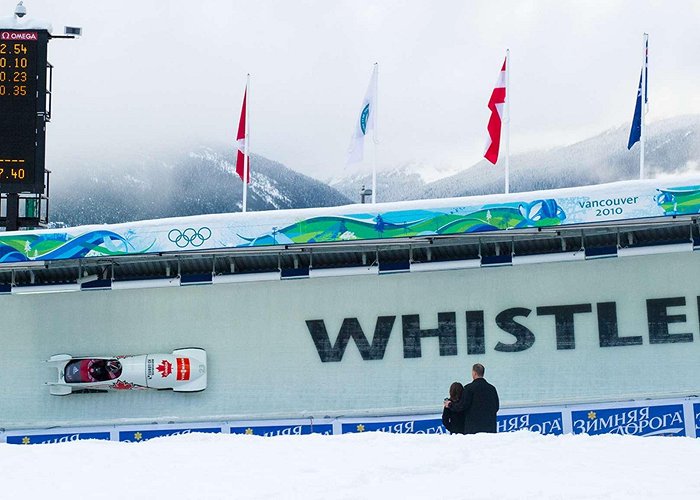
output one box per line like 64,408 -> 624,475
306,295 -> 700,362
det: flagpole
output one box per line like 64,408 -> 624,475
371,143 -> 377,204
504,49 -> 510,194
371,62 -> 378,204
243,74 -> 250,212
639,34 -> 648,180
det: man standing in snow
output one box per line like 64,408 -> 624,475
445,363 -> 499,434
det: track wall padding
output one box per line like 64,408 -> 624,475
1,252 -> 699,429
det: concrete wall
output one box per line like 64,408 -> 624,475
1,251 -> 699,429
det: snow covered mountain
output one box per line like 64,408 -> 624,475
50,147 -> 352,226
328,164 -> 428,205
331,115 -> 700,202
49,115 -> 699,226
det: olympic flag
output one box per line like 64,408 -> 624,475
347,64 -> 378,166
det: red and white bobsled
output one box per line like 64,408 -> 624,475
45,348 -> 207,396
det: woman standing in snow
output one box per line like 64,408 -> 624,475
442,382 -> 466,435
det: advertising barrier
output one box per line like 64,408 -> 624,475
5,431 -> 111,445
230,421 -> 333,437
341,415 -> 446,435
118,426 -> 222,442
571,403 -> 686,437
3,397 -> 698,444
497,410 -> 565,435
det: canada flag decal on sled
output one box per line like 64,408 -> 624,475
176,358 -> 190,381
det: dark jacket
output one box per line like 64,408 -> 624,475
450,378 -> 499,434
441,405 -> 466,435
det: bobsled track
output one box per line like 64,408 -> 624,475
0,177 -> 700,438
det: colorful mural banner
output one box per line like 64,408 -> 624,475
0,177 -> 698,263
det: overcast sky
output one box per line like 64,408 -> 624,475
15,0 -> 700,178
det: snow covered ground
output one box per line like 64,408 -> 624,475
2,431 -> 700,499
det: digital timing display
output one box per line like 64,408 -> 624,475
0,30 -> 48,193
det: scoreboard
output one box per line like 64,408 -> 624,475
0,30 -> 49,194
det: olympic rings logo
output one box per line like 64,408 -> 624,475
167,227 -> 212,248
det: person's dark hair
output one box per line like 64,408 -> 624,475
449,382 -> 463,401
472,363 -> 485,377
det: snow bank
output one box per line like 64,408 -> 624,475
2,431 -> 700,499
0,15 -> 52,31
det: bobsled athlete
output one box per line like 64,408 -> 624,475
105,360 -> 121,377
441,382 -> 466,435
64,359 -> 122,383
88,359 -> 122,381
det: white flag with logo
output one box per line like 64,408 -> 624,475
347,63 -> 378,164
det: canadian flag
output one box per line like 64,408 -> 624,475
484,57 -> 507,165
235,86 -> 249,183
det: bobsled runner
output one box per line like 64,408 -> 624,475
45,348 -> 207,396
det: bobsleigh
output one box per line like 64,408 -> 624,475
45,348 -> 207,396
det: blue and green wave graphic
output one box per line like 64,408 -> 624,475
237,199 -> 566,247
0,231 -> 141,263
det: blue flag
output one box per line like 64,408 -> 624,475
628,39 -> 649,150
627,72 -> 643,149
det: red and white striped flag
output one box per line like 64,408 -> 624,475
235,86 -> 249,183
484,57 -> 507,164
